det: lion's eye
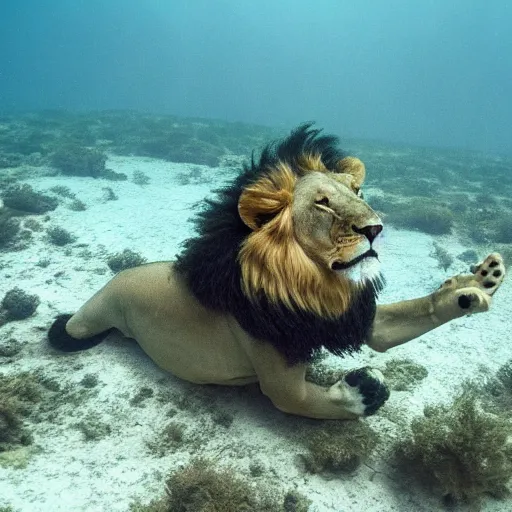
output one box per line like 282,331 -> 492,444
315,197 -> 330,206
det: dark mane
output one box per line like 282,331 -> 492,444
257,122 -> 345,175
174,123 -> 381,365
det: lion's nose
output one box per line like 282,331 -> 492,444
352,224 -> 383,244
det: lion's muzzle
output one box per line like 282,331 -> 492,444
331,248 -> 379,270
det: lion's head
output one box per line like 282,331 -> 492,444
176,124 -> 383,362
237,144 -> 382,319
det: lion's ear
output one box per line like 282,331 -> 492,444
238,164 -> 296,230
336,157 -> 366,189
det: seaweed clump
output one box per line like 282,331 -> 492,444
107,249 -> 147,273
74,412 -> 112,441
129,457 -> 282,511
0,287 -> 40,323
0,373 -> 42,452
485,359 -> 512,410
0,212 -> 20,248
46,226 -> 76,246
51,144 -> 107,177
395,385 -> 512,506
387,200 -> 454,235
381,358 -> 428,392
2,184 -> 59,214
305,354 -> 343,387
282,491 -> 311,512
301,419 -> 379,474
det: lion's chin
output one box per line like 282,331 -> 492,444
332,249 -> 381,284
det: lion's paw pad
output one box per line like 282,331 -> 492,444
473,253 -> 505,294
344,367 -> 390,416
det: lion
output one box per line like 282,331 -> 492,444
47,124 -> 506,420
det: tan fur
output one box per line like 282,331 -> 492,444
296,153 -> 328,174
336,156 -> 366,189
238,162 -> 296,231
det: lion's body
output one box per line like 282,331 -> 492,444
73,262 -> 256,385
49,124 -> 506,419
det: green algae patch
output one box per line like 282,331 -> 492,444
394,384 -> 512,506
129,457 -> 287,512
0,369 -> 97,466
486,358 -> 512,410
300,419 -> 379,474
0,372 -> 42,453
0,445 -> 41,469
381,358 -> 428,391
74,412 -> 112,441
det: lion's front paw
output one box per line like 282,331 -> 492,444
440,253 -> 505,295
341,367 -> 390,416
434,253 -> 505,321
470,252 -> 506,295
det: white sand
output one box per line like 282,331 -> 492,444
0,155 -> 511,512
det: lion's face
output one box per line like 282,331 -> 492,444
237,155 -> 382,317
292,170 -> 382,285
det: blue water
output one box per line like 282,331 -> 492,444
0,0 -> 510,154
1,3 -> 512,511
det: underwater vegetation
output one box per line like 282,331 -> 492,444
0,368 -> 100,469
0,288 -> 40,324
387,200 -> 454,235
0,111 -> 279,169
304,355 -> 342,387
0,212 -> 19,248
369,189 -> 512,257
46,226 -> 76,246
394,383 -> 512,506
132,170 -> 151,186
128,457 -> 311,512
74,412 -> 112,442
430,241 -> 454,271
457,248 -> 479,265
1,184 -> 58,214
0,338 -> 22,358
301,419 -> 379,474
485,359 -> 512,410
68,198 -> 87,211
381,358 -> 428,392
51,143 -> 107,177
0,373 -> 42,453
107,248 -> 147,273
175,166 -> 211,186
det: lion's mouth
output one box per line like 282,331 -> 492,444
331,248 -> 379,270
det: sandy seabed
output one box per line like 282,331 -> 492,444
0,155 -> 511,512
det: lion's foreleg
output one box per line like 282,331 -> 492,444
367,253 -> 505,353
367,296 -> 439,352
238,333 -> 389,419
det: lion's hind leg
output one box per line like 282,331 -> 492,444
48,284 -> 119,352
48,313 -> 114,352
